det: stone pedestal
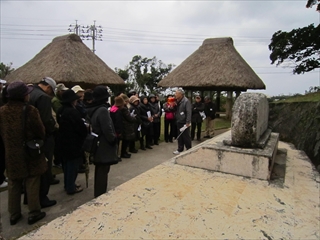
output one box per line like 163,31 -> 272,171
175,130 -> 279,180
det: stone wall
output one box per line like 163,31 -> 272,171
269,101 -> 320,169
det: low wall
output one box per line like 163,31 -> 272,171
269,101 -> 320,169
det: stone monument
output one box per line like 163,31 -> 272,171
175,93 -> 279,180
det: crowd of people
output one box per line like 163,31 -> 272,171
0,78 -> 216,226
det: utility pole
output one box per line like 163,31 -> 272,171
68,20 -> 103,54
68,20 -> 80,36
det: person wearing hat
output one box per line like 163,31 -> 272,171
163,94 -> 177,143
51,83 -> 69,168
128,95 -> 142,153
0,80 -> 47,225
139,95 -> 154,150
29,77 -> 58,208
71,85 -> 88,173
86,86 -> 119,198
149,93 -> 161,145
56,90 -> 87,195
52,83 -> 68,114
127,89 -> 138,98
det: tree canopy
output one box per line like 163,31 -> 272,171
0,62 -> 15,79
115,55 -> 174,95
268,24 -> 320,74
306,0 -> 320,11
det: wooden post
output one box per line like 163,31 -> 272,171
226,91 -> 233,120
216,91 -> 221,113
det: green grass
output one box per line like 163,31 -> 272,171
214,117 -> 231,130
274,92 -> 320,103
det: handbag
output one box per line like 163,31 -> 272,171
82,107 -> 100,155
22,105 -> 44,157
82,131 -> 99,154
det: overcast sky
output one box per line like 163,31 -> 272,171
1,0 -> 319,96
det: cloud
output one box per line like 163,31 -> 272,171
1,0 -> 318,96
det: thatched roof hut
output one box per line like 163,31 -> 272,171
158,37 -> 265,91
5,34 -> 124,89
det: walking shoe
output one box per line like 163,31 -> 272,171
0,181 -> 8,188
40,199 -> 57,208
173,150 -> 181,155
129,149 -> 138,153
120,153 -> 131,158
10,213 -> 22,225
28,212 -> 46,225
203,135 -> 210,139
146,145 -> 153,149
50,179 -> 60,185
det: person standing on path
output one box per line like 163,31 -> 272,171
86,86 -> 119,198
191,94 -> 205,141
173,89 -> 192,155
28,77 -> 58,208
0,81 -> 47,225
203,96 -> 216,138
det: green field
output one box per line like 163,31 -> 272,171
274,92 -> 320,103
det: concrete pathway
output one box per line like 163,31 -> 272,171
0,129 -> 229,240
17,132 -> 320,240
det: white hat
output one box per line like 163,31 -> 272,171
56,83 -> 69,92
41,77 -> 56,90
71,85 -> 85,93
0,79 -> 7,84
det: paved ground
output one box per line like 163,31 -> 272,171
0,129 -> 228,240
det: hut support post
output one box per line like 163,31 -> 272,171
235,91 -> 241,99
216,91 -> 221,117
226,91 -> 233,120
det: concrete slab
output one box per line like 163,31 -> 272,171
18,141 -> 320,240
176,130 -> 279,180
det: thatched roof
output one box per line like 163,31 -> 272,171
5,34 -> 124,89
158,37 -> 265,91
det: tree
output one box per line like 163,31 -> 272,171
268,24 -> 320,74
0,62 -> 15,79
306,0 -> 320,11
115,55 -> 174,95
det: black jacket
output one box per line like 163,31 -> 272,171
204,101 -> 216,119
57,103 -> 87,160
191,102 -> 205,123
86,103 -> 118,165
29,85 -> 56,136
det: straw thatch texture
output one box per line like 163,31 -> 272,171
158,37 -> 265,91
5,34 -> 124,89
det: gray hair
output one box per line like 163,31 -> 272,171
175,88 -> 185,95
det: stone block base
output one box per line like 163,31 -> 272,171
175,130 -> 279,180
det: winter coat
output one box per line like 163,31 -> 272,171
163,102 -> 177,121
204,101 -> 216,119
191,102 -> 205,123
149,101 -> 161,123
110,105 -> 123,137
121,106 -> 137,141
175,96 -> 192,125
0,101 -> 47,180
57,103 -> 87,160
129,103 -> 142,140
138,100 -> 154,136
29,85 -> 56,136
51,95 -> 62,114
86,103 -> 118,165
